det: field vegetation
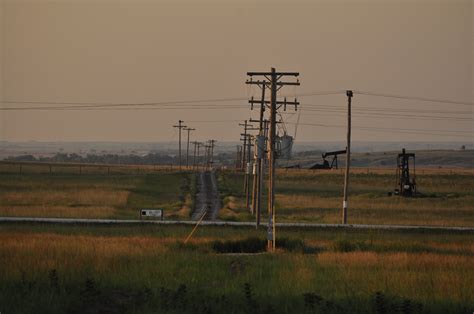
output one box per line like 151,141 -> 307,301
0,164 -> 194,220
218,169 -> 474,227
0,223 -> 472,313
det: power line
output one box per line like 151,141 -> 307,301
294,109 -> 473,121
2,89 -> 472,110
300,103 -> 472,115
0,97 -> 248,109
0,104 -> 248,111
354,90 -> 474,106
287,122 -> 472,138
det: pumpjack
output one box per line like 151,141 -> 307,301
394,148 -> 417,197
310,149 -> 346,170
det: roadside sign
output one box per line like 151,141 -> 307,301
140,209 -> 163,220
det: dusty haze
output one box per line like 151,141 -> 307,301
0,0 -> 472,143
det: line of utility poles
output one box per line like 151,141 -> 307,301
191,141 -> 202,170
239,120 -> 258,212
246,68 -> 300,251
173,120 -> 217,171
207,139 -> 216,170
249,118 -> 268,226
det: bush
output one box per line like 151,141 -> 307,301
212,237 -> 266,253
212,237 -> 307,253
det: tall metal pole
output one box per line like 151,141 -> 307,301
342,90 -> 353,224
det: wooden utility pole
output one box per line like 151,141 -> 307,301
191,141 -> 201,170
208,139 -> 216,169
235,145 -> 242,170
245,135 -> 253,212
239,120 -> 249,171
196,142 -> 203,170
342,90 -> 353,224
251,85 -> 266,226
268,68 -> 277,251
246,68 -> 299,251
173,120 -> 187,170
240,121 -> 258,210
184,127 -> 195,169
204,144 -> 210,170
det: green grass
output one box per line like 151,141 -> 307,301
0,223 -> 472,313
0,171 -> 194,219
218,170 -> 474,227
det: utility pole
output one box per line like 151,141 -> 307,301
342,90 -> 353,224
173,120 -> 187,170
204,143 -> 210,170
246,68 -> 299,251
239,120 -> 249,171
240,121 -> 258,211
245,135 -> 254,212
235,145 -> 242,170
184,127 -> 195,169
191,141 -> 201,170
196,142 -> 203,170
208,139 -> 216,169
249,83 -> 266,226
250,118 -> 269,225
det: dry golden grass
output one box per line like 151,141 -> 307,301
0,206 -> 116,218
277,167 -> 474,177
276,194 -> 473,211
316,251 -> 474,302
1,189 -> 129,207
275,193 -> 474,225
0,232 -> 175,277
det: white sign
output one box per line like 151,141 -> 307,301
140,209 -> 163,219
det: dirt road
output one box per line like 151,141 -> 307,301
192,170 -> 221,221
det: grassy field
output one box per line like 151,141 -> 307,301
218,169 -> 474,227
0,167 -> 194,220
0,223 -> 472,313
1,162 -> 473,227
1,163 -> 473,312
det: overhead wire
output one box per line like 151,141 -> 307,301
353,90 -> 474,106
2,89 -> 472,140
286,122 -> 472,138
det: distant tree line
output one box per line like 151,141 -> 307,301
5,152 -> 237,166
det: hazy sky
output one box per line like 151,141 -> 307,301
0,0 -> 473,143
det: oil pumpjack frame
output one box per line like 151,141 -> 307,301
321,149 -> 347,169
395,148 -> 417,197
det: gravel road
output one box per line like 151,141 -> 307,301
191,170 -> 221,221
